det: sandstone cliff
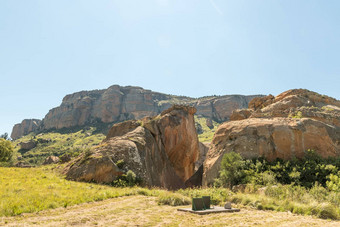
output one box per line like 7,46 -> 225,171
66,105 -> 199,189
11,119 -> 42,140
203,89 -> 340,186
11,85 -> 260,139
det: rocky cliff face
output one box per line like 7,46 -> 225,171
12,85 -> 261,139
66,105 -> 199,189
203,89 -> 340,186
11,119 -> 42,140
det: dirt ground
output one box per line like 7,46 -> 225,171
1,196 -> 339,226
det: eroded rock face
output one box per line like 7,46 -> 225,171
42,86 -> 164,129
11,119 -> 42,140
66,105 -> 199,189
203,89 -> 340,186
12,85 -> 262,139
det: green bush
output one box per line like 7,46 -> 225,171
116,159 -> 125,169
326,172 -> 340,192
111,170 -> 139,187
215,152 -> 246,188
216,150 -> 340,189
0,138 -> 13,162
126,170 -> 136,186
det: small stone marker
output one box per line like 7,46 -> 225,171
224,202 -> 232,209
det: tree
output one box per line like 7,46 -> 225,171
0,133 -> 8,140
216,151 -> 246,188
0,138 -> 13,162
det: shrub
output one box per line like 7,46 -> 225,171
215,152 -> 246,188
216,149 -> 340,188
111,170 -> 139,187
326,172 -> 340,192
126,170 -> 137,186
0,138 -> 13,162
116,159 -> 125,169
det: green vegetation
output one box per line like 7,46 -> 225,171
111,170 -> 140,187
211,151 -> 340,219
214,151 -> 245,188
289,111 -> 303,118
321,106 -> 335,111
0,166 -> 187,216
0,166 -> 130,216
157,191 -> 191,206
12,127 -> 106,166
0,133 -> 9,140
0,138 -> 13,163
215,150 -> 340,189
194,116 -> 220,142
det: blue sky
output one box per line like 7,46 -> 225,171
1,0 -> 339,136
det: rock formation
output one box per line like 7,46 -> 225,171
11,119 -> 42,140
43,156 -> 60,165
12,85 -> 261,139
19,140 -> 37,150
66,105 -> 199,189
203,89 -> 340,186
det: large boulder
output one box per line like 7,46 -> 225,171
66,105 -> 200,189
19,140 -> 37,150
203,89 -> 340,186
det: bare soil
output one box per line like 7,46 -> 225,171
1,196 -> 339,226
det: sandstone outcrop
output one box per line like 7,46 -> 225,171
43,156 -> 60,165
203,89 -> 340,186
66,105 -> 199,189
19,140 -> 37,150
12,85 -> 261,139
11,119 -> 42,140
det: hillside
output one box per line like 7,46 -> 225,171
11,85 -> 259,139
13,128 -> 105,166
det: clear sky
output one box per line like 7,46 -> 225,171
1,0 -> 340,136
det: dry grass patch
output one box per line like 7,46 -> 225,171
1,196 -> 339,227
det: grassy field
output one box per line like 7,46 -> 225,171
2,196 -> 339,226
1,167 -> 339,221
0,166 -> 189,217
